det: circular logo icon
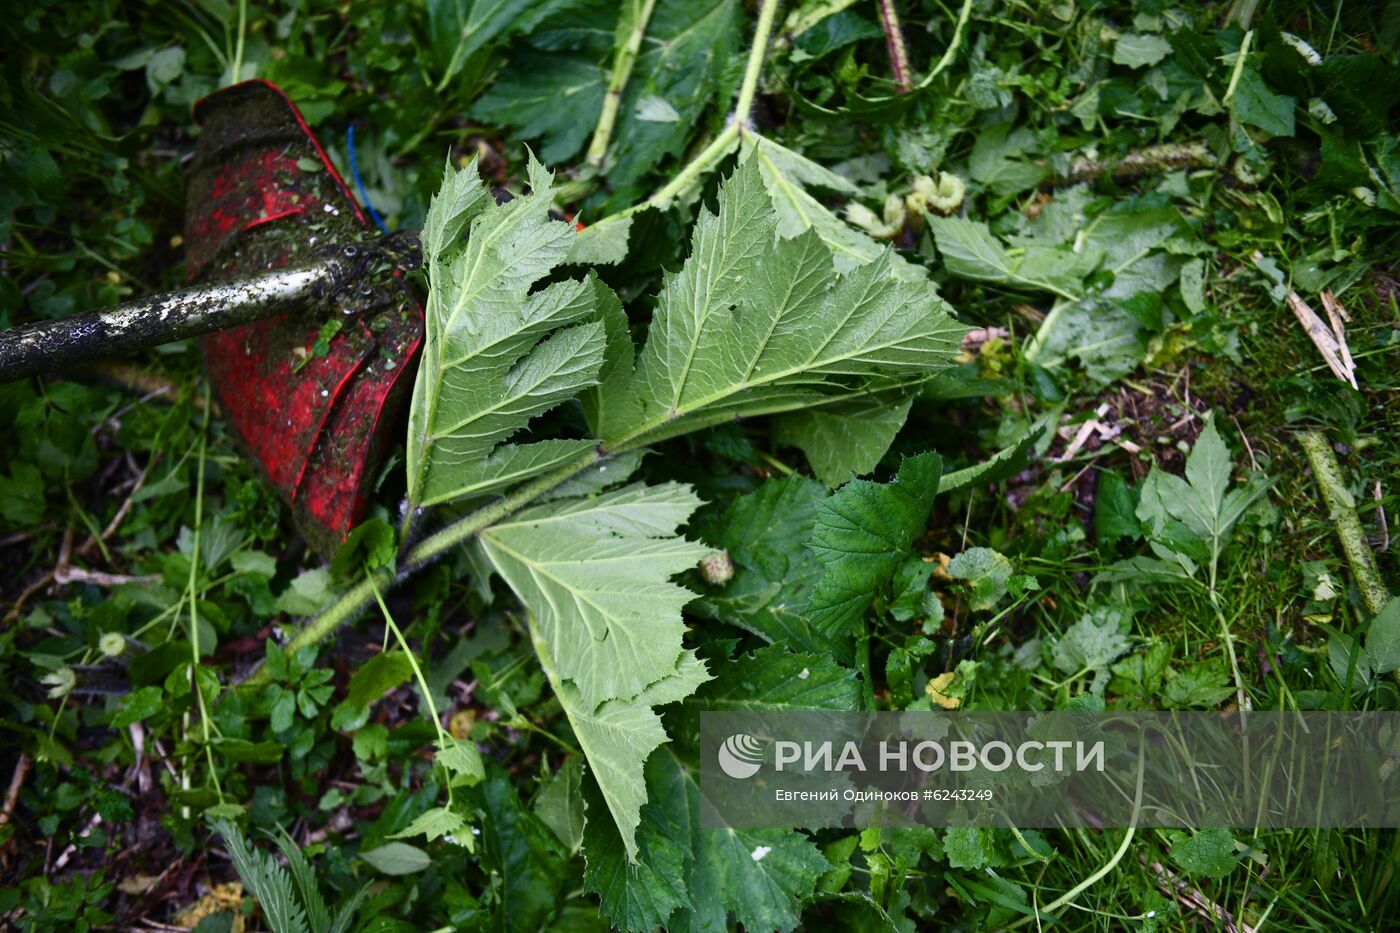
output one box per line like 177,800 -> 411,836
718,733 -> 764,779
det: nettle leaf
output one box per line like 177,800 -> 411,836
406,156 -> 610,510
475,766 -> 570,930
1232,67 -> 1296,137
1169,828 -> 1237,879
690,474 -> 833,652
472,53 -> 608,163
478,482 -> 712,858
597,159 -> 967,451
585,749 -> 828,933
605,0 -> 740,184
807,452 -> 942,655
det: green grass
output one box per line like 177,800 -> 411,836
2,0 -> 1399,930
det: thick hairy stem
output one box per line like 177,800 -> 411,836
875,0 -> 912,92
1299,430 -> 1391,616
1050,142 -> 1215,187
586,0 -> 659,169
242,449 -> 603,685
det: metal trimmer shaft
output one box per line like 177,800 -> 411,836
0,255 -> 350,384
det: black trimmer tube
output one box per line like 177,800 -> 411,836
0,256 -> 347,383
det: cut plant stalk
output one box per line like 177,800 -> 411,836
1298,429 -> 1392,616
589,0 -> 782,227
585,0 -> 658,169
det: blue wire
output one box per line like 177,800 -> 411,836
347,122 -> 391,234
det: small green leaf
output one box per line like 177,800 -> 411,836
112,686 -> 164,728
345,651 -> 414,709
330,519 -> 395,580
1112,33 -> 1172,69
1162,659 -> 1237,709
391,806 -> 469,844
1050,609 -> 1131,692
1233,68 -> 1296,137
533,758 -> 586,854
436,738 -> 485,783
948,547 -> 1014,611
360,841 -> 432,875
944,826 -> 996,869
1364,598 -> 1400,674
275,568 -> 333,615
1169,828 -> 1236,879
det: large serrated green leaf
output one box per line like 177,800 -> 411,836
806,452 -> 942,653
584,748 -> 828,932
480,482 -> 709,709
600,160 -> 968,450
702,644 -> 861,711
406,156 -> 612,509
690,474 -> 833,652
478,482 -> 713,858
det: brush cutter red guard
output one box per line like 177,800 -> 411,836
186,80 -> 422,553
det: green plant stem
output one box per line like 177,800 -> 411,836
369,572 -> 456,804
1298,429 -> 1392,616
1004,741 -> 1145,929
586,0 -> 658,169
733,0 -> 780,126
594,0 -> 780,224
187,383 -> 224,802
1222,29 -> 1254,105
230,0 -> 247,86
243,449 -> 604,685
925,0 -> 973,85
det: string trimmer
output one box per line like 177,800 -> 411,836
0,81 -> 423,553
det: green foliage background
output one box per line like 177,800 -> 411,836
2,0 -> 1399,930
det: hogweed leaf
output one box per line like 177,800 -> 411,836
599,160 -> 967,450
478,483 -> 713,858
480,482 -> 709,710
407,154 -> 611,509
